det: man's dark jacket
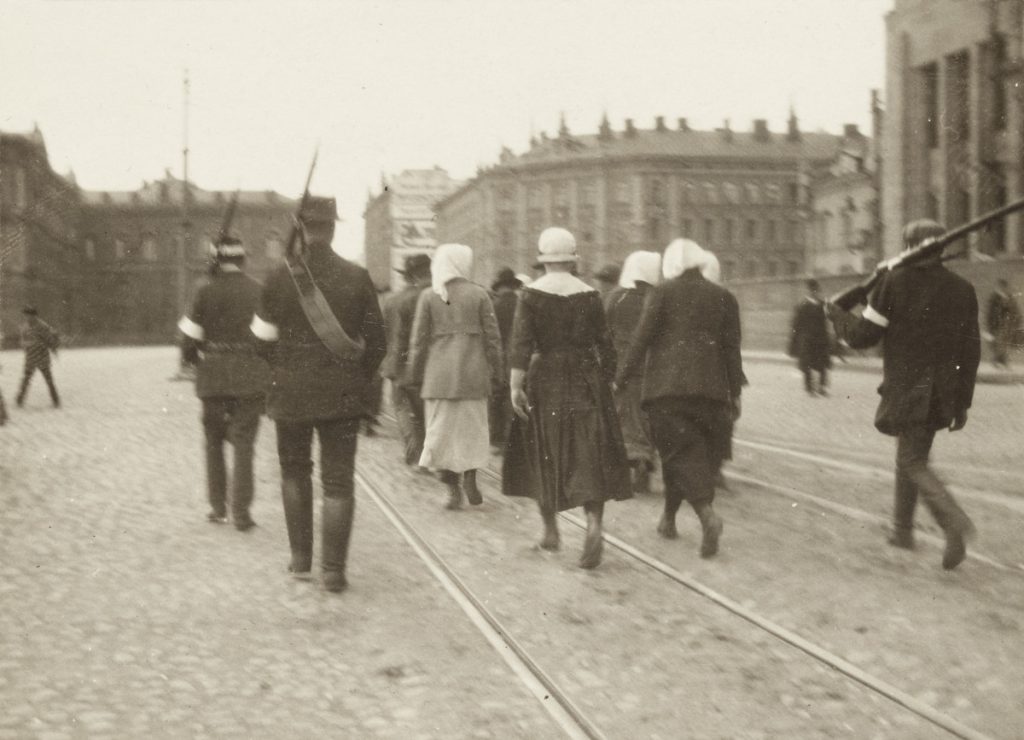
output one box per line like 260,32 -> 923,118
833,261 -> 980,435
617,268 -> 745,405
788,297 -> 831,371
254,246 -> 386,421
380,284 -> 425,381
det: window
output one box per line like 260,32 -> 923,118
765,183 -> 782,204
114,238 -> 126,260
745,219 -> 758,241
786,182 -> 800,204
703,182 -> 718,204
922,62 -> 939,149
84,238 -> 96,261
142,234 -> 158,261
745,183 -> 761,204
723,219 -> 735,245
722,182 -> 740,204
767,220 -> 778,244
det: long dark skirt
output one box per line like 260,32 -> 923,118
503,352 -> 631,511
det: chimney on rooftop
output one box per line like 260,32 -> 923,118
655,116 -> 667,132
720,119 -> 733,142
598,111 -> 613,141
677,117 -> 690,132
787,107 -> 801,142
753,119 -> 770,142
624,118 -> 637,137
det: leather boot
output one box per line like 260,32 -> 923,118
464,469 -> 483,506
322,497 -> 355,592
440,470 -> 462,510
695,503 -> 723,559
538,505 -> 560,551
887,528 -> 916,550
281,477 -> 313,576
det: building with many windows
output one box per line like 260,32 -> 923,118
1,125 -> 297,346
884,0 -> 1024,258
434,113 -> 860,284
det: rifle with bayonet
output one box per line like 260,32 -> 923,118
285,148 -> 319,262
830,195 -> 1024,311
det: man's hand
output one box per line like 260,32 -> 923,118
949,410 -> 968,432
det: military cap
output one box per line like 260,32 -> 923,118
299,195 -> 339,225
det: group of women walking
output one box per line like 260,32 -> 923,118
398,225 -> 739,570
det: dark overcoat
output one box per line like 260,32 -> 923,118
253,246 -> 386,422
788,297 -> 831,371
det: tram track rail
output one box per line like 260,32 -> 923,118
373,411 -> 996,738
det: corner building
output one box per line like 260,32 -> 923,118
885,0 -> 1024,258
435,114 -> 856,283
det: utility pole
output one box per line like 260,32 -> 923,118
177,68 -> 191,319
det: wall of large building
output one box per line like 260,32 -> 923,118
884,0 -> 1024,259
435,116 -> 864,286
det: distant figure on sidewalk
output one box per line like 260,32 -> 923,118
407,244 -> 504,510
381,254 -> 432,467
178,234 -> 269,531
504,228 -> 631,569
16,306 -> 61,409
826,219 -> 980,570
986,279 -> 1020,369
251,196 -> 386,592
788,279 -> 832,396
604,250 -> 661,493
488,267 -> 523,452
617,239 -> 743,559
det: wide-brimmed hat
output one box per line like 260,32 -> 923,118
396,253 -> 432,278
491,267 -> 523,291
536,227 -> 578,263
299,195 -> 339,225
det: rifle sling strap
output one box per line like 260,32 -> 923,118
286,256 -> 366,362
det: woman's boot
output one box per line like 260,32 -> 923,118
695,503 -> 723,558
579,502 -> 604,569
538,505 -> 560,550
440,470 -> 463,510
463,469 -> 483,506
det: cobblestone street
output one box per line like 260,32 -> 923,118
2,347 -> 1022,739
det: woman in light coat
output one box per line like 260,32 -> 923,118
407,244 -> 504,509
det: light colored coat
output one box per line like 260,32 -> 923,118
407,278 -> 503,399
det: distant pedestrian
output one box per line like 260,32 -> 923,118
489,267 -> 523,451
788,279 -> 832,396
15,306 -> 61,409
407,244 -> 504,510
251,196 -> 386,592
826,219 -> 979,569
178,234 -> 269,531
504,228 -> 631,569
617,239 -> 743,559
381,254 -> 432,467
604,250 -> 661,493
986,279 -> 1020,368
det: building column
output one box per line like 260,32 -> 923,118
668,175 -> 680,238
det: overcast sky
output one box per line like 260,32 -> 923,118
1,0 -> 892,260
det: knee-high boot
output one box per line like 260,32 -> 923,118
282,477 -> 313,575
322,497 -> 355,592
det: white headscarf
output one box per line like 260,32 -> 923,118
662,238 -> 707,280
619,251 -> 662,289
700,251 -> 721,285
431,243 -> 473,303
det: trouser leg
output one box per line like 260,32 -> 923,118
202,399 -> 229,517
16,363 -> 36,405
895,427 -> 972,533
406,387 -> 426,464
818,367 -> 828,391
391,382 -> 415,465
39,365 -> 59,406
801,365 -> 813,393
318,417 -> 360,586
228,396 -> 263,524
277,420 -> 315,571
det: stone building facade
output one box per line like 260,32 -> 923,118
363,168 -> 461,292
434,114 -> 858,285
1,126 -> 296,347
78,175 -> 294,344
884,0 -> 1024,258
0,128 -> 83,347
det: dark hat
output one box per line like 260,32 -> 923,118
22,305 -> 38,316
396,253 -> 432,278
594,263 -> 622,284
491,267 -> 523,291
806,278 -> 821,292
299,195 -> 339,225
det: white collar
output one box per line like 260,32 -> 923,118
528,272 -> 596,296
